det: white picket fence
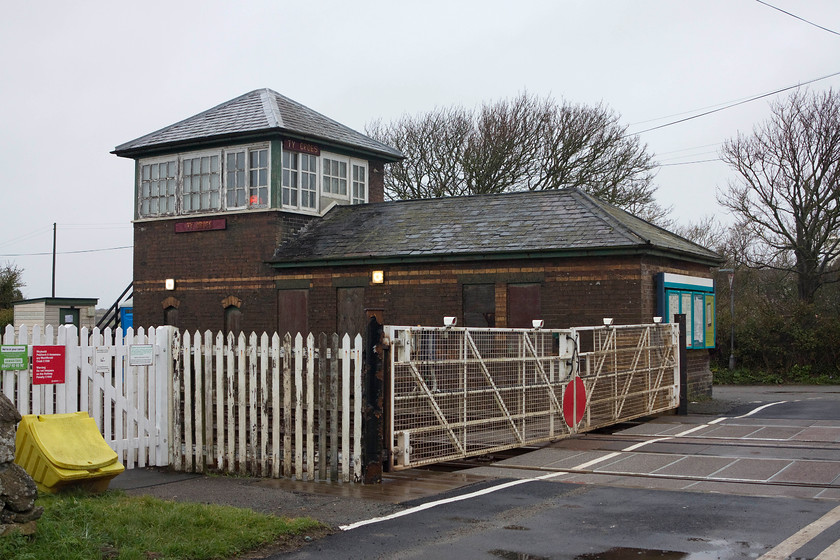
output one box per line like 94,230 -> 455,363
173,331 -> 364,483
1,324 -> 365,483
1,324 -> 172,469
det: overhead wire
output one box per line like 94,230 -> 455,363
0,246 -> 133,258
755,0 -> 840,37
626,69 -> 840,136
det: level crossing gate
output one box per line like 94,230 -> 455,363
385,323 -> 680,469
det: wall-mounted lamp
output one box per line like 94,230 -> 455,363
532,319 -> 544,329
165,279 -> 176,291
653,317 -> 662,324
371,270 -> 384,284
603,317 -> 614,327
443,316 -> 457,327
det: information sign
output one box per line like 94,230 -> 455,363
32,345 -> 65,385
0,345 -> 28,371
129,345 -> 154,367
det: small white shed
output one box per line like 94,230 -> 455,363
13,297 -> 98,331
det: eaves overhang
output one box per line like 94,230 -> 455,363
112,129 -> 404,163
268,244 -> 725,271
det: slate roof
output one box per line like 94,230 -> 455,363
269,188 -> 723,267
112,89 -> 403,161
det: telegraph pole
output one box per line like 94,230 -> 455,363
51,222 -> 56,298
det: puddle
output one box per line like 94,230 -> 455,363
574,548 -> 688,560
488,550 -> 550,560
503,525 -> 530,531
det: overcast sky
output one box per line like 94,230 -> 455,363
1,0 -> 839,309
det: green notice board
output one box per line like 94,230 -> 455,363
1,345 -> 29,371
656,273 -> 716,349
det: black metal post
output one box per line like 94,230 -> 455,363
51,222 -> 56,298
675,314 -> 688,415
362,315 -> 385,484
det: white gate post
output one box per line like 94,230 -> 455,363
156,326 -> 174,467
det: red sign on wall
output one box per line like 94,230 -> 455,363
32,346 -> 66,385
283,139 -> 320,156
174,218 -> 227,234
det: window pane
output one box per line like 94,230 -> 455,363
259,168 -> 267,186
211,155 -> 219,172
259,149 -> 267,167
142,165 -> 150,180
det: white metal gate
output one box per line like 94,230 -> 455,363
386,323 -> 679,469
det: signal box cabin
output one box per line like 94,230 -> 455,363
114,90 -> 724,399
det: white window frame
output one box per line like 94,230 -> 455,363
351,160 -> 368,204
138,156 -> 178,218
319,151 -> 368,206
180,150 -> 222,214
322,155 -> 348,197
225,143 -> 270,210
281,149 -> 319,213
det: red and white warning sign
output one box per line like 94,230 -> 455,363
562,375 -> 586,428
32,345 -> 66,385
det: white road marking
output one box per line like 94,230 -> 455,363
758,503 -> 840,559
342,401 -> 791,531
735,401 -> 787,418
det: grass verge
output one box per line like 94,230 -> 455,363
0,490 -> 326,560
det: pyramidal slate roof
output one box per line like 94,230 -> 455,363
113,89 -> 403,161
269,188 -> 723,267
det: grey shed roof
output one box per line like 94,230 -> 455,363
112,88 -> 403,161
269,188 -> 723,267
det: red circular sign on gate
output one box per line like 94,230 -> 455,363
563,375 -> 586,428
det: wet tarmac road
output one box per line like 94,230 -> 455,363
275,386 -> 840,559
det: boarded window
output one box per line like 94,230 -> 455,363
337,287 -> 366,337
224,306 -> 242,335
163,306 -> 179,328
463,284 -> 495,327
278,289 -> 308,336
507,284 -> 541,328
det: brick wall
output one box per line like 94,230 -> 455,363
368,160 -> 385,203
273,253 -> 716,398
133,211 -> 317,333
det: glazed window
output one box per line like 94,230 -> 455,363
282,151 -> 317,210
227,148 -> 268,209
322,157 -> 348,196
139,160 -> 177,217
182,154 -> 221,213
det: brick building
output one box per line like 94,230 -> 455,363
269,189 -> 724,398
113,89 -> 403,335
115,90 -> 723,398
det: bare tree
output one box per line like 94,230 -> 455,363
718,88 -> 840,303
367,93 -> 664,219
